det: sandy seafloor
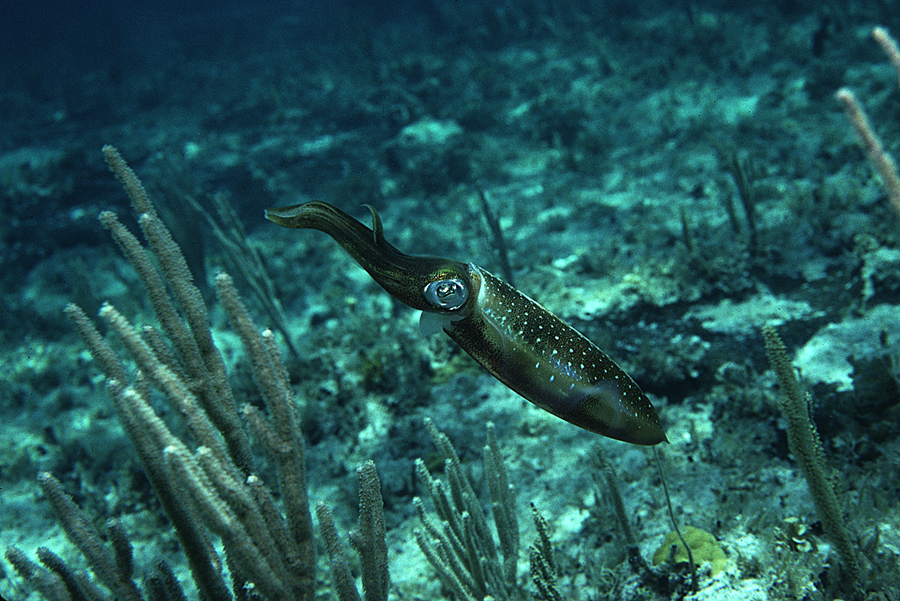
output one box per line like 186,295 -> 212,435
1,1 -> 899,599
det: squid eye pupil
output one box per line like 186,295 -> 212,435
424,278 -> 468,310
435,283 -> 455,298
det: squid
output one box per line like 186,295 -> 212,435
265,201 -> 666,445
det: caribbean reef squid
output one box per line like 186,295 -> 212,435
265,201 -> 666,445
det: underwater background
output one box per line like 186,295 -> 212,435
1,0 -> 899,599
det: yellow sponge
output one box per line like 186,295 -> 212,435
651,526 -> 727,576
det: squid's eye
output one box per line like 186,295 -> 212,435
423,278 -> 468,310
